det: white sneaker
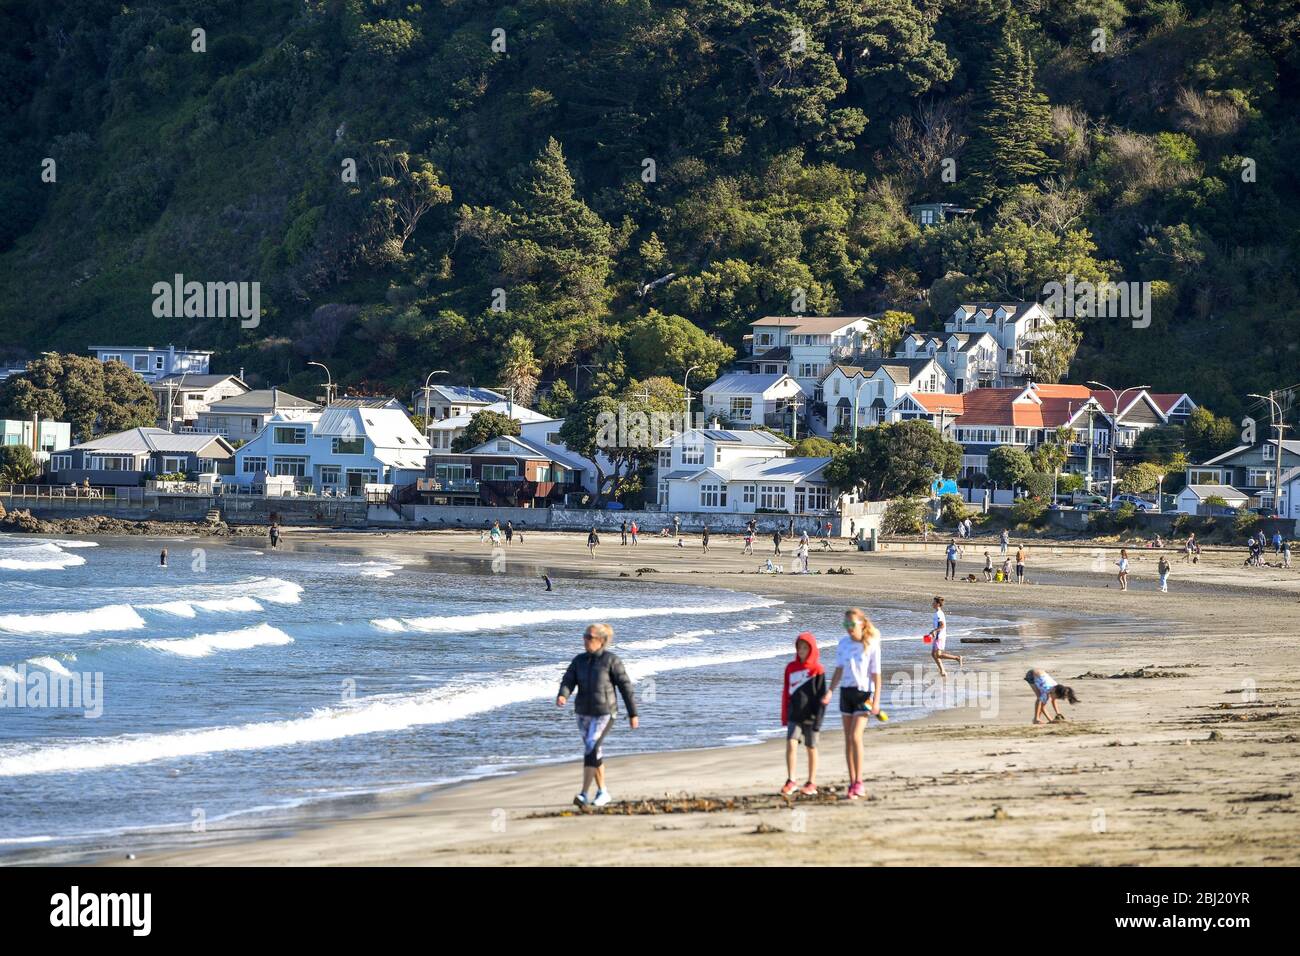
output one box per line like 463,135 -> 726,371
591,789 -> 612,807
573,793 -> 588,807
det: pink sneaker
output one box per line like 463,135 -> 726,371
780,779 -> 798,796
845,781 -> 862,800
799,782 -> 818,796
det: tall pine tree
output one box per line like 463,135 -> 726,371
962,23 -> 1056,208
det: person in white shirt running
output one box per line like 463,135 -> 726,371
828,607 -> 882,801
928,595 -> 963,676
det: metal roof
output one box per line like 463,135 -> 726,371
68,427 -> 231,454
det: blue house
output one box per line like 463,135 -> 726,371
48,428 -> 235,486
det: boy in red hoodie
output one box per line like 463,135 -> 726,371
781,632 -> 830,796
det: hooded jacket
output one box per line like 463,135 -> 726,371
781,633 -> 827,728
559,648 -> 637,718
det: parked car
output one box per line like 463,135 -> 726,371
1111,494 -> 1155,512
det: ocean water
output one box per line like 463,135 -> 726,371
0,533 -> 1032,857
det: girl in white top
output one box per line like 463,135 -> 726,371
928,595 -> 963,676
1116,549 -> 1130,591
828,607 -> 881,801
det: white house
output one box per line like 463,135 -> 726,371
943,302 -> 1055,386
738,315 -> 876,394
818,358 -> 949,432
896,331 -> 1000,393
231,398 -> 429,494
651,426 -> 835,515
193,388 -> 321,440
151,373 -> 248,429
90,345 -> 214,383
701,372 -> 804,430
1278,467 -> 1300,521
426,400 -> 553,451
1175,484 -> 1250,516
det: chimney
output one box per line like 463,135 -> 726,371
31,410 -> 39,452
272,385 -> 278,409
711,417 -> 720,429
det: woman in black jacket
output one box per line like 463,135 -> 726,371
556,623 -> 638,807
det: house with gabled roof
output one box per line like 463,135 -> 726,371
1186,439 -> 1300,512
701,372 -> 804,431
421,433 -> 589,508
817,357 -> 949,433
409,384 -> 507,422
740,315 -> 876,394
894,331 -> 1000,393
944,302 -> 1055,386
192,387 -> 320,440
425,400 -> 554,451
48,428 -> 235,486
1147,392 -> 1197,424
650,425 -> 835,515
151,373 -> 249,430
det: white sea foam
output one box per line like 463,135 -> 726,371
142,597 -> 264,617
139,623 -> 293,659
340,561 -> 403,579
618,634 -> 708,650
0,644 -> 790,777
0,603 -> 145,636
25,656 -> 73,677
372,596 -> 781,634
0,541 -> 87,571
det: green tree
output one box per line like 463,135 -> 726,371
0,444 -> 39,483
791,436 -> 843,457
1028,319 -> 1082,384
623,311 -> 735,383
1183,407 -> 1239,460
872,310 -> 913,356
451,410 -> 520,452
1119,461 -> 1165,496
362,141 -> 452,264
538,380 -> 576,419
963,22 -> 1057,207
825,420 -> 961,499
0,353 -> 155,441
987,445 -> 1033,489
499,332 -> 541,407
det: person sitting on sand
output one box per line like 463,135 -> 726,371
829,608 -> 882,801
928,596 -> 963,676
1024,668 -> 1079,724
781,632 -> 830,797
556,623 -> 638,808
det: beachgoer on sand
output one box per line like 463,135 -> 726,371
780,632 -> 830,797
829,608 -> 882,801
701,526 -> 710,554
556,623 -> 638,808
587,527 -> 599,558
629,520 -> 638,546
928,596 -> 962,676
1024,668 -> 1079,724
945,538 -> 959,581
983,550 -> 993,583
1015,545 -> 1026,584
743,529 -> 754,555
1116,549 -> 1130,590
1157,554 -> 1170,593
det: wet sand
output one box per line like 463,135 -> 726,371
97,528 -> 1300,866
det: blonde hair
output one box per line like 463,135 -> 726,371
585,622 -> 613,647
844,607 -> 880,642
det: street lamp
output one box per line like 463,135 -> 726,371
851,376 -> 868,450
308,361 -> 335,405
683,365 -> 701,424
1087,381 -> 1149,504
422,369 -> 449,444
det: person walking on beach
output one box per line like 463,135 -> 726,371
742,527 -> 754,555
490,522 -> 501,548
620,520 -> 628,546
1157,554 -> 1170,593
928,596 -> 962,676
780,632 -> 829,797
673,515 -> 681,538
505,521 -> 514,545
1024,668 -> 1080,724
587,527 -> 600,559
1284,539 -> 1292,569
556,623 -> 638,807
1182,533 -> 1196,563
1273,531 -> 1283,554
1000,528 -> 1010,557
1015,545 -> 1026,584
796,540 -> 809,573
829,608 -> 881,801
945,538 -> 959,581
269,523 -> 280,549
1116,548 -> 1131,591
629,520 -> 638,546
773,529 -> 783,556
159,548 -> 168,568
983,550 -> 993,583
701,525 -> 711,554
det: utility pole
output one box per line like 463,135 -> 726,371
683,365 -> 701,425
1250,391 -> 1289,515
1085,407 -> 1095,494
1087,381 -> 1150,503
421,369 -> 449,444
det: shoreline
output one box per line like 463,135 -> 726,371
5,527 -> 1299,866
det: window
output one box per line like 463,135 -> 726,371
51,454 -> 72,472
155,356 -> 165,370
729,397 -> 752,420
547,432 -> 561,444
806,485 -> 831,512
482,464 -> 518,481
1263,444 -> 1275,461
742,485 -> 756,504
682,443 -> 704,466
831,379 -> 840,396
332,437 -> 365,455
242,456 -> 267,474
658,450 -> 671,470
757,332 -> 775,347
89,454 -> 138,471
272,457 -> 307,477
535,464 -> 552,483
1188,469 -> 1219,485
435,464 -> 471,484
920,208 -> 935,225
133,355 -> 150,371
496,439 -> 512,452
700,483 -> 726,508
1247,468 -> 1272,487
1014,428 -> 1031,445
274,426 -> 307,445
760,485 -> 786,510
320,466 -> 341,485
101,353 -> 121,363
657,480 -> 668,502
160,456 -> 187,474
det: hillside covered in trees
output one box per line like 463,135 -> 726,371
1,0 -> 1296,417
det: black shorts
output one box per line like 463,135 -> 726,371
839,686 -> 873,715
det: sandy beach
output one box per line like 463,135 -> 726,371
70,525 -> 1296,867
